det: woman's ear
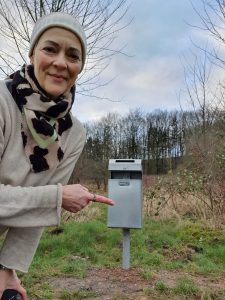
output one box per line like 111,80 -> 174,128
30,55 -> 34,65
29,48 -> 35,65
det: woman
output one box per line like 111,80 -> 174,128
0,12 -> 114,299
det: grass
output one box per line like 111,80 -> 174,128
60,289 -> 97,299
173,276 -> 199,296
155,280 -> 168,292
3,204 -> 225,299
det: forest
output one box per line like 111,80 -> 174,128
73,106 -> 224,183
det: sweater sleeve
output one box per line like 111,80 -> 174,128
0,184 -> 62,227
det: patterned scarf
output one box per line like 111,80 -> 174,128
8,64 -> 75,173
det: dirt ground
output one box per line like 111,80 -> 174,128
49,267 -> 225,299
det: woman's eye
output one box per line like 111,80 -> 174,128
43,46 -> 56,53
68,53 -> 81,62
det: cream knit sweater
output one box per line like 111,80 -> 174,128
0,81 -> 86,272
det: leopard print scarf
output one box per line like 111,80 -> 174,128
8,64 -> 75,173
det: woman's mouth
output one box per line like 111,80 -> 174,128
49,74 -> 66,82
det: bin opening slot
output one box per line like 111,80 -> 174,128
110,171 -> 142,179
115,159 -> 135,163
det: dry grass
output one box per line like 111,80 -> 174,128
62,177 -> 225,229
62,205 -> 102,223
143,175 -> 225,229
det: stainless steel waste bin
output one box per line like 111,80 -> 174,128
107,159 -> 143,229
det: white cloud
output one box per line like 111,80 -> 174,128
73,54 -> 186,122
73,0 -> 223,123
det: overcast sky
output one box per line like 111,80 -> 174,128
73,0 -> 215,122
0,0 -> 219,123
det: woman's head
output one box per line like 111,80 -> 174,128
29,12 -> 87,97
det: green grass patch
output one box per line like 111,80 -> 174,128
140,268 -> 155,280
26,282 -> 54,300
176,222 -> 225,245
155,280 -> 168,292
59,259 -> 88,278
192,255 -> 219,273
3,211 -> 225,299
60,288 -> 97,300
165,260 -> 184,270
173,276 -> 199,296
200,289 -> 225,299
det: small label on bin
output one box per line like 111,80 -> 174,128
118,180 -> 130,186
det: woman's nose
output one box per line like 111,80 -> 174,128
52,53 -> 67,69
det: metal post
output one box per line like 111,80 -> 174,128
122,228 -> 130,269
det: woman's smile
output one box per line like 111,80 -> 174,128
48,73 -> 67,82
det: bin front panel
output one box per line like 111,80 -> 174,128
107,178 -> 142,228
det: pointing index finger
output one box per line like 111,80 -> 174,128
94,194 -> 115,206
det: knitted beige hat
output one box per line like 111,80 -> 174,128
29,12 -> 87,72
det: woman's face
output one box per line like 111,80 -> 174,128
30,27 -> 82,98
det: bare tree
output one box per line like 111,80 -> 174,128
183,1 -> 225,157
191,0 -> 225,70
181,43 -> 225,224
0,0 -> 130,97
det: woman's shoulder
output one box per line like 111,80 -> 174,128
0,80 -> 21,125
0,79 -> 13,98
65,114 -> 86,140
61,115 -> 86,154
70,114 -> 86,138
0,80 -> 13,108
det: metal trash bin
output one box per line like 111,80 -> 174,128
107,159 -> 143,229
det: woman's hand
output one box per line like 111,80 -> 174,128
0,269 -> 27,300
62,184 -> 115,213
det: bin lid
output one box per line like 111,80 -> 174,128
108,159 -> 142,171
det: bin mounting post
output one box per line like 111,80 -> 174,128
122,228 -> 130,269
